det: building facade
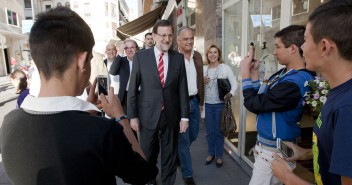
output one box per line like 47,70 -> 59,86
0,0 -> 29,77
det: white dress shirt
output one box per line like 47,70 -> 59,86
182,50 -> 198,96
107,59 -> 120,95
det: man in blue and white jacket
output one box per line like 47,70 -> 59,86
240,25 -> 315,185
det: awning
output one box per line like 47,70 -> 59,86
162,0 -> 176,20
116,5 -> 166,40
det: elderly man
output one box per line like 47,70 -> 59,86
176,26 -> 204,185
109,39 -> 139,112
104,43 -> 120,95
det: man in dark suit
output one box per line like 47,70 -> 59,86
128,20 -> 189,185
109,39 -> 139,112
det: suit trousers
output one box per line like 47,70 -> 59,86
178,97 -> 200,177
140,111 -> 179,185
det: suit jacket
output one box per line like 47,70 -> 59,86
192,51 -> 205,105
109,55 -> 130,102
127,47 -> 189,130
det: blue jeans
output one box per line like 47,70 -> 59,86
204,103 -> 224,158
178,97 -> 200,177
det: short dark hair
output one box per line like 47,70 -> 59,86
152,20 -> 173,34
309,0 -> 352,61
29,6 -> 94,80
274,25 -> 305,57
145,32 -> 152,38
124,39 -> 139,51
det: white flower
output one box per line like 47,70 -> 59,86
319,81 -> 325,88
322,90 -> 328,95
320,96 -> 327,104
304,92 -> 308,97
304,81 -> 308,87
312,101 -> 317,107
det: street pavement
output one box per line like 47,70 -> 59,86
0,76 -> 251,185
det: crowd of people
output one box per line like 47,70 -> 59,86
1,1 -> 352,185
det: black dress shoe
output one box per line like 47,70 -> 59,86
216,159 -> 223,168
183,177 -> 196,185
205,155 -> 215,165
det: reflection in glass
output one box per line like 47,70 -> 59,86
223,1 -> 242,149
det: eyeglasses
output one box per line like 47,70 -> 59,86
155,33 -> 173,40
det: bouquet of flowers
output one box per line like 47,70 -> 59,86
304,76 -> 330,115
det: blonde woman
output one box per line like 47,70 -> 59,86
203,44 -> 238,167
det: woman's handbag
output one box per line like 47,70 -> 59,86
217,78 -> 231,101
220,98 -> 237,136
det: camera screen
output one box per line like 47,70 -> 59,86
279,141 -> 293,157
97,77 -> 108,95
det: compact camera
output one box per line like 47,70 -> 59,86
276,138 -> 294,158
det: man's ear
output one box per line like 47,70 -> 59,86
290,44 -> 298,55
77,51 -> 88,72
320,38 -> 335,57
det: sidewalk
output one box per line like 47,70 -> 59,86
117,122 -> 251,185
0,75 -> 251,184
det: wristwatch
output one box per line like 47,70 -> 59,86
115,115 -> 128,122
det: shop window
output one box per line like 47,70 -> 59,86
223,0 -> 243,149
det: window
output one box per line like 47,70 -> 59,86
111,4 -> 117,19
45,5 -> 51,11
105,2 -> 109,16
84,3 -> 91,17
24,0 -> 32,8
65,2 -> 70,8
7,9 -> 18,26
73,2 -> 79,12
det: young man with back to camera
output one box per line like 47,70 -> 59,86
0,7 -> 157,185
240,25 -> 315,185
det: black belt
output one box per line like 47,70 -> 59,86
189,94 -> 198,100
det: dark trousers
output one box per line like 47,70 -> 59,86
122,91 -> 128,114
139,111 -> 179,185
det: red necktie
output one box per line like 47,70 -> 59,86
158,53 -> 165,87
158,53 -> 165,110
